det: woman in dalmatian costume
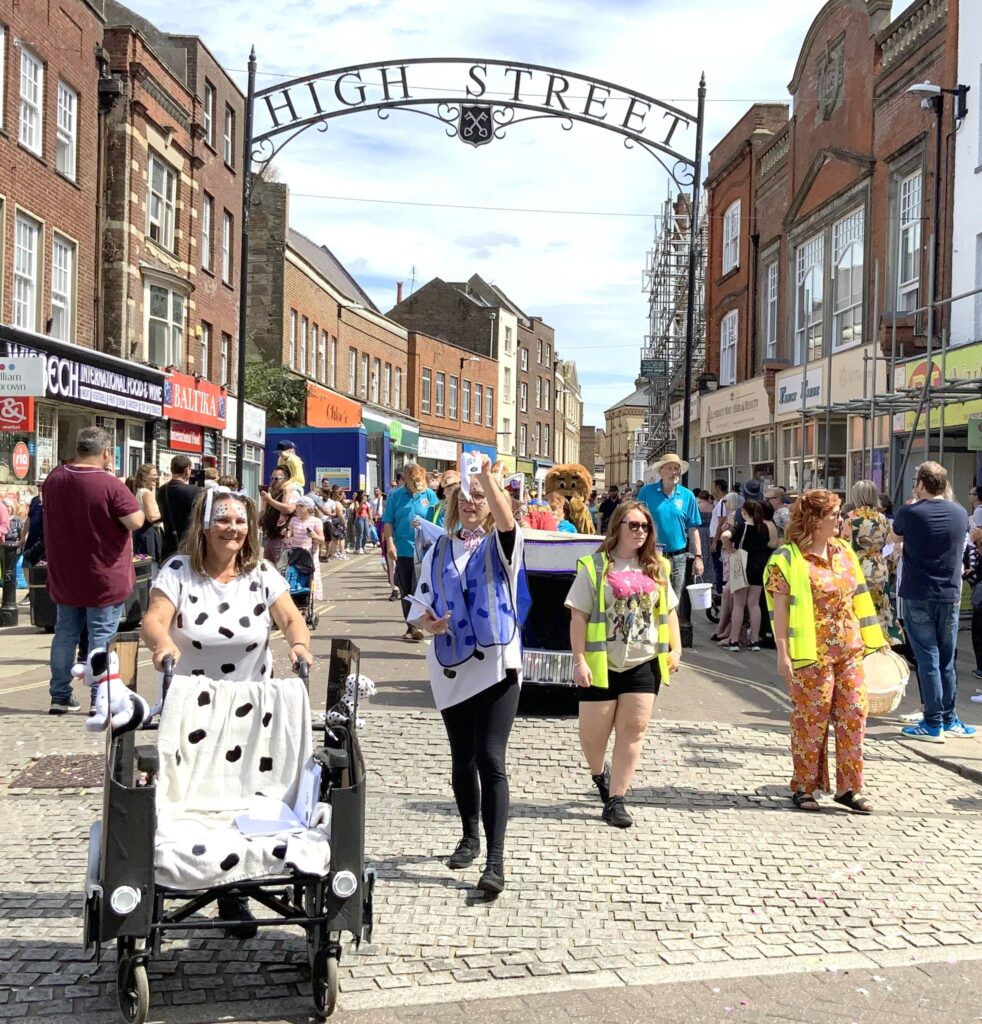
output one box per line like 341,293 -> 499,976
141,487 -> 313,937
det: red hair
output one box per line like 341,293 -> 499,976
786,488 -> 840,547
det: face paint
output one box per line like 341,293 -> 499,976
210,499 -> 248,530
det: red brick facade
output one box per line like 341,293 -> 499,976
517,318 -> 556,462
0,0 -> 104,346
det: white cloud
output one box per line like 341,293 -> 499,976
133,0 -> 833,425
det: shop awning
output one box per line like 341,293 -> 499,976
362,409 -> 419,452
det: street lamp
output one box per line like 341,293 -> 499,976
904,79 -> 970,463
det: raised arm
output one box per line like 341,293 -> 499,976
476,455 -> 514,533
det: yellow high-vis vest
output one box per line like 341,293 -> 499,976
764,539 -> 887,669
577,551 -> 672,688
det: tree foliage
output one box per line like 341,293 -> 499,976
244,362 -> 308,427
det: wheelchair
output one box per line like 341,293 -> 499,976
82,633 -> 374,1022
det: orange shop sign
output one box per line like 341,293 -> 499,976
163,372 -> 227,429
306,385 -> 361,429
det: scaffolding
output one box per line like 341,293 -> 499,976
640,192 -> 707,464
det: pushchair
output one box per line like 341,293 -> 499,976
286,546 -> 320,629
82,633 -> 374,1021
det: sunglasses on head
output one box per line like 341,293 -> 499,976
623,520 -> 649,533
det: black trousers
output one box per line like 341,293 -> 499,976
394,555 -> 417,625
973,603 -> 982,672
440,676 -> 520,864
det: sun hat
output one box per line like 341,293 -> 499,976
652,452 -> 689,475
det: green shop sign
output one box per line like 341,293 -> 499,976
388,421 -> 403,445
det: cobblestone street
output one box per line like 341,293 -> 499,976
1,559 -> 981,1022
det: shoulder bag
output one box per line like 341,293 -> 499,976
728,524 -> 750,593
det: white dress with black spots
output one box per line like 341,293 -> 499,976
153,556 -> 289,681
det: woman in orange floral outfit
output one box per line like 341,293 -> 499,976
765,489 -> 887,814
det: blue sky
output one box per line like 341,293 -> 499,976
130,0 -> 917,426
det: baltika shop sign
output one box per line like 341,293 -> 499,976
164,372 -> 226,429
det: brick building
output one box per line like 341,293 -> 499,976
407,331 -> 498,471
604,381 -> 648,492
554,358 -> 582,465
248,180 -> 417,490
579,425 -> 606,492
699,0 -> 961,498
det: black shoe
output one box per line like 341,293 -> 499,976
602,796 -> 633,829
447,836 -> 480,870
477,862 -> 505,895
48,697 -> 82,715
591,763 -> 610,805
217,893 -> 258,939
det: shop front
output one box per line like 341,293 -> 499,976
0,324 -> 165,488
159,371 -> 227,479
362,408 -> 419,487
417,435 -> 459,471
223,399 -> 267,498
700,377 -> 770,488
669,393 -> 701,488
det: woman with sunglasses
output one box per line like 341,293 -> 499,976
566,501 -> 681,828
410,455 -> 522,897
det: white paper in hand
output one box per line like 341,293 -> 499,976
459,451 -> 482,500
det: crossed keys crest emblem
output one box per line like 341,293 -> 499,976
458,105 -> 494,148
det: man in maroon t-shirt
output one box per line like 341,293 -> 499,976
43,426 -> 144,714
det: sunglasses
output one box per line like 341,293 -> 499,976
622,521 -> 649,533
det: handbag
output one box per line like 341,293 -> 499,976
728,525 -> 750,592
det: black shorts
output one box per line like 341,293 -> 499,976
578,659 -> 662,702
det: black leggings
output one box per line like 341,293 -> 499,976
439,675 -> 519,865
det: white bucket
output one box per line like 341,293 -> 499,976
686,582 -> 712,610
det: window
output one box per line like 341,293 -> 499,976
221,332 -> 229,385
473,383 -> 483,426
897,171 -> 921,312
750,428 -> 772,464
544,424 -> 550,456
762,260 -> 778,360
533,423 -> 540,454
504,366 -> 511,402
383,363 -> 392,407
203,82 -> 215,147
13,213 -> 40,330
486,386 -> 493,427
520,423 -> 527,457
462,380 -> 471,421
545,343 -> 551,367
289,310 -> 297,368
448,375 -> 458,419
224,106 -> 235,166
394,367 -> 402,411
435,371 -> 445,416
520,381 -> 528,412
201,194 -> 214,272
722,200 -> 740,274
148,154 -> 177,250
222,212 -> 233,283
503,416 -> 511,442
0,28 -> 5,130
50,235 -> 75,341
421,368 -> 432,414
19,46 -> 43,154
317,329 -> 326,382
348,348 -> 356,395
720,310 -> 737,386
794,233 -> 824,364
299,316 -> 308,375
505,326 -> 513,353
543,381 -> 550,413
359,353 -> 369,400
222,332 -> 234,387
56,82 -> 77,179
535,377 -> 541,408
537,339 -> 543,364
330,336 -> 338,388
147,284 -> 184,367
832,208 -> 864,350
520,348 -> 528,371
200,322 -> 211,376
372,357 -> 381,403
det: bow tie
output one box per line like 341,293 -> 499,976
459,527 -> 486,551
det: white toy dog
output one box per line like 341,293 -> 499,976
74,648 -> 151,734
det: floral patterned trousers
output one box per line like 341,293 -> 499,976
788,654 -> 868,795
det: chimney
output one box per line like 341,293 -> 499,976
396,281 -> 403,305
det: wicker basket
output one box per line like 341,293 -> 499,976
864,648 -> 911,717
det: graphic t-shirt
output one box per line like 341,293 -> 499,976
565,555 -> 678,671
42,464 -> 141,606
152,556 -> 289,681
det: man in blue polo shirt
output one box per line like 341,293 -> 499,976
382,462 -> 438,642
636,453 -> 703,599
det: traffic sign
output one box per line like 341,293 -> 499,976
640,358 -> 667,379
0,356 -> 45,396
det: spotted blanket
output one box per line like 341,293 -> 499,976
154,674 -> 328,890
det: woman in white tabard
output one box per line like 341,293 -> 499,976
566,500 -> 681,829
409,456 -> 522,897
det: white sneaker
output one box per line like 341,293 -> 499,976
970,694 -> 982,704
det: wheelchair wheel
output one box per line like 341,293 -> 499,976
705,603 -> 720,625
116,957 -> 149,1024
311,948 -> 338,1017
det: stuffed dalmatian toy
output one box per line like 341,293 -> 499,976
74,647 -> 152,734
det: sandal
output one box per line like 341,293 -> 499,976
791,791 -> 821,812
833,790 -> 874,815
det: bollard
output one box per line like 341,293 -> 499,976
0,537 -> 19,627
678,554 -> 693,649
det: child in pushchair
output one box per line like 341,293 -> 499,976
286,547 -> 319,629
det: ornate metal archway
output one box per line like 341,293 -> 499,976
234,53 -> 706,481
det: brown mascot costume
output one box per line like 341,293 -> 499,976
543,464 -> 595,535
